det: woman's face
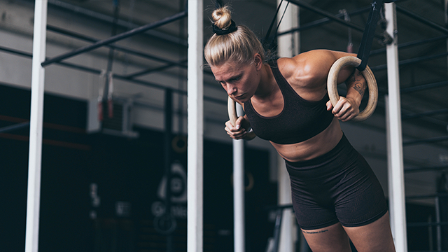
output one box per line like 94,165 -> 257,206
211,57 -> 261,103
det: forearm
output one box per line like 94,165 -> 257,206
345,69 -> 366,107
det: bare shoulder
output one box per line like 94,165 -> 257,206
278,50 -> 357,89
277,50 -> 344,89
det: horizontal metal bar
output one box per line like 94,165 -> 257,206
396,6 -> 448,36
407,222 -> 448,227
370,35 -> 448,56
42,10 -> 188,67
277,6 -> 371,36
402,108 -> 448,120
371,52 -> 448,71
0,122 -> 30,133
401,80 -> 448,94
406,193 -> 448,199
0,45 -> 226,106
403,136 -> 448,146
0,45 -> 32,57
46,0 -> 187,47
57,61 -> 102,75
398,52 -> 448,66
123,59 -> 188,79
405,165 -> 448,173
286,0 -> 366,33
47,25 -> 187,67
47,25 -> 216,78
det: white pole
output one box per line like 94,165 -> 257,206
385,3 -> 407,252
276,1 -> 299,251
233,104 -> 245,252
385,95 -> 395,238
187,1 -> 203,252
25,1 -> 48,252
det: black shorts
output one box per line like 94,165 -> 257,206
285,134 -> 388,230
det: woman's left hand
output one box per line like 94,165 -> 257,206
326,96 -> 359,122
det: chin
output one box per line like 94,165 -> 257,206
241,97 -> 250,103
233,96 -> 246,103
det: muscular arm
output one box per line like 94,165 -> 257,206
287,50 -> 365,121
345,69 -> 367,108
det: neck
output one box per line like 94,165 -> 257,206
254,63 -> 276,98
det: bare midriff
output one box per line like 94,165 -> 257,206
270,117 -> 343,162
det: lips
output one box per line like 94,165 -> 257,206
235,93 -> 245,99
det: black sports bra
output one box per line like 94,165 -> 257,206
243,60 -> 334,144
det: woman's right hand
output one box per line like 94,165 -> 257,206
225,116 -> 249,140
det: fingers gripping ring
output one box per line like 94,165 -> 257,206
327,56 -> 378,121
227,97 -> 256,140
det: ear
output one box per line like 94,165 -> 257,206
254,53 -> 263,70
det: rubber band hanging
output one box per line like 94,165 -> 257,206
107,71 -> 114,118
98,69 -> 107,121
340,9 -> 353,53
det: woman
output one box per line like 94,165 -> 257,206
204,6 -> 395,252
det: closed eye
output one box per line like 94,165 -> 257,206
227,74 -> 242,83
215,73 -> 243,85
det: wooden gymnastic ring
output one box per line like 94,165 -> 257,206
327,56 -> 378,121
228,97 -> 256,140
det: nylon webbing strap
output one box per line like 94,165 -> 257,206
262,0 -> 285,51
356,0 -> 385,71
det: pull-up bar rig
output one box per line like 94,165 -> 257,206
46,25 -> 188,71
25,4 -> 196,252
41,10 -> 187,67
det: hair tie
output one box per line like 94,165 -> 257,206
213,20 -> 237,35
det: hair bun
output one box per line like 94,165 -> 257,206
212,6 -> 232,30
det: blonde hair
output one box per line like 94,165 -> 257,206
204,6 -> 265,67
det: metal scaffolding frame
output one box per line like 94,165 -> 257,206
41,11 -> 188,67
286,0 -> 375,35
371,51 -> 448,71
13,0 -> 447,252
23,2 -> 197,252
46,25 -> 188,71
45,0 -> 187,47
0,46 -> 225,105
277,6 -> 371,37
403,136 -> 448,146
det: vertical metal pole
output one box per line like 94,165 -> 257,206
385,95 -> 395,237
233,104 -> 245,252
385,3 -> 408,252
165,89 -> 173,252
277,1 -> 299,251
435,196 -> 442,251
272,209 -> 284,252
187,1 -> 203,252
26,1 -> 48,252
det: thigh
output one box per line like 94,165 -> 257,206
302,222 -> 351,252
335,153 -> 388,227
344,212 -> 395,252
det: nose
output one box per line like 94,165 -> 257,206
225,84 -> 236,96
